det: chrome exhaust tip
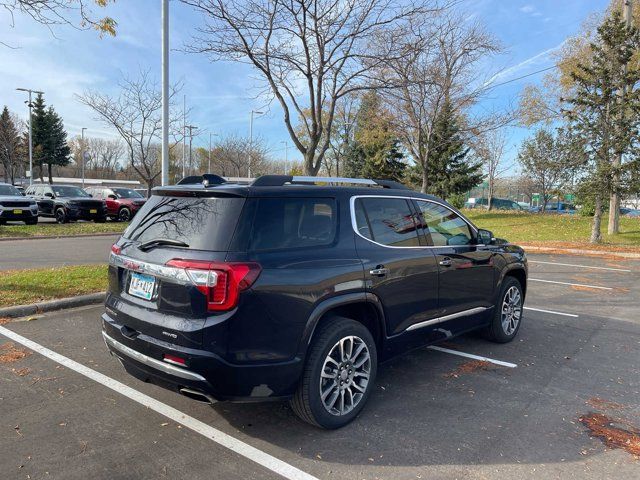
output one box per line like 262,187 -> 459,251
179,388 -> 217,404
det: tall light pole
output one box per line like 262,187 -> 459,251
161,0 -> 170,186
81,127 -> 87,187
208,132 -> 218,173
16,88 -> 43,186
185,125 -> 198,177
182,95 -> 187,179
248,110 -> 263,178
280,140 -> 288,174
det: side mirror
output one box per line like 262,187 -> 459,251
108,194 -> 117,200
477,229 -> 495,245
44,192 -> 54,198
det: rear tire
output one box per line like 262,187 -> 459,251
483,276 -> 523,343
291,316 -> 377,429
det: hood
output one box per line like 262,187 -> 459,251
0,195 -> 36,204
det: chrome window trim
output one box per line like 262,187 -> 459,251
406,306 -> 491,331
102,331 -> 206,382
349,195 -> 480,250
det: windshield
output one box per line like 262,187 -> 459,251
52,186 -> 91,198
0,185 -> 21,196
113,188 -> 143,199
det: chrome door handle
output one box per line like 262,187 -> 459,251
439,258 -> 452,267
369,267 -> 389,277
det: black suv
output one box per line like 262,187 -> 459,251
25,184 -> 107,223
103,175 -> 527,428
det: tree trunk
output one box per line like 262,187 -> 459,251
421,167 -> 428,194
47,163 -> 53,184
590,194 -> 603,244
607,191 -> 620,235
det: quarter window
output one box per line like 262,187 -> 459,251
416,201 -> 473,246
249,198 -> 336,251
355,197 -> 420,247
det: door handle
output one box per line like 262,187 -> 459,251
439,257 -> 452,267
369,266 -> 389,277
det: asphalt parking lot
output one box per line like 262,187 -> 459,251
1,252 -> 639,480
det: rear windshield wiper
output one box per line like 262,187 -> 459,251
137,238 -> 190,252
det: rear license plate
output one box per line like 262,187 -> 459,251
128,272 -> 155,300
13,209 -> 22,214
90,209 -> 97,214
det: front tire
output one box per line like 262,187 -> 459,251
55,208 -> 68,224
117,207 -> 131,222
483,276 -> 523,343
291,316 -> 377,429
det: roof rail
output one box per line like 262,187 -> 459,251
251,175 -> 408,189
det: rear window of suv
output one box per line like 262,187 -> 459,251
247,197 -> 336,251
122,195 -> 246,251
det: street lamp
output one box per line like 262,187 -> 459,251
248,110 -> 263,178
81,127 -> 87,187
185,125 -> 198,178
16,88 -> 44,186
161,0 -> 170,186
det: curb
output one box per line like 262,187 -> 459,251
0,292 -> 106,319
0,233 -> 121,242
520,245 -> 640,259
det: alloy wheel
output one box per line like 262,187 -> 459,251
501,285 -> 522,335
319,335 -> 371,416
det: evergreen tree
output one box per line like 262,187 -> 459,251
44,107 -> 71,183
563,11 -> 640,242
342,91 -> 406,181
0,107 -> 23,184
29,94 -> 71,183
424,101 -> 483,200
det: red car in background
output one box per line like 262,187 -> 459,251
84,186 -> 146,222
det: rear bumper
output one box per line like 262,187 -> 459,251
101,311 -> 303,402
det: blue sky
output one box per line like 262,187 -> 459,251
0,0 -> 609,168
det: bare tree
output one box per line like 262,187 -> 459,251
0,107 -> 25,183
472,129 -> 511,210
69,136 -> 124,177
2,0 -> 116,41
203,134 -> 268,178
383,12 -> 506,192
76,70 -> 185,195
181,0 -> 437,176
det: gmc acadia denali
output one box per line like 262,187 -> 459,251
103,175 -> 527,429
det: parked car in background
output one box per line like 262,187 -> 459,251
621,207 -> 640,217
0,182 -> 38,225
134,188 -> 148,198
464,197 -> 525,211
25,184 -> 107,223
530,202 -> 576,215
14,185 -> 26,196
85,186 -> 146,222
104,174 -> 528,428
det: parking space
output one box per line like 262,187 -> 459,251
1,252 -> 639,479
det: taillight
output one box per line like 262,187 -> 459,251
111,244 -> 122,255
165,259 -> 261,311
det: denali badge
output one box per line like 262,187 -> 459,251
162,331 -> 178,339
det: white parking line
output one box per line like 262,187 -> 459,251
529,260 -> 631,273
0,325 -> 318,480
427,346 -> 518,368
523,306 -> 579,318
529,278 -> 613,291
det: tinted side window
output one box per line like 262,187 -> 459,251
417,201 -> 473,247
249,198 -> 336,251
357,197 -> 420,247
